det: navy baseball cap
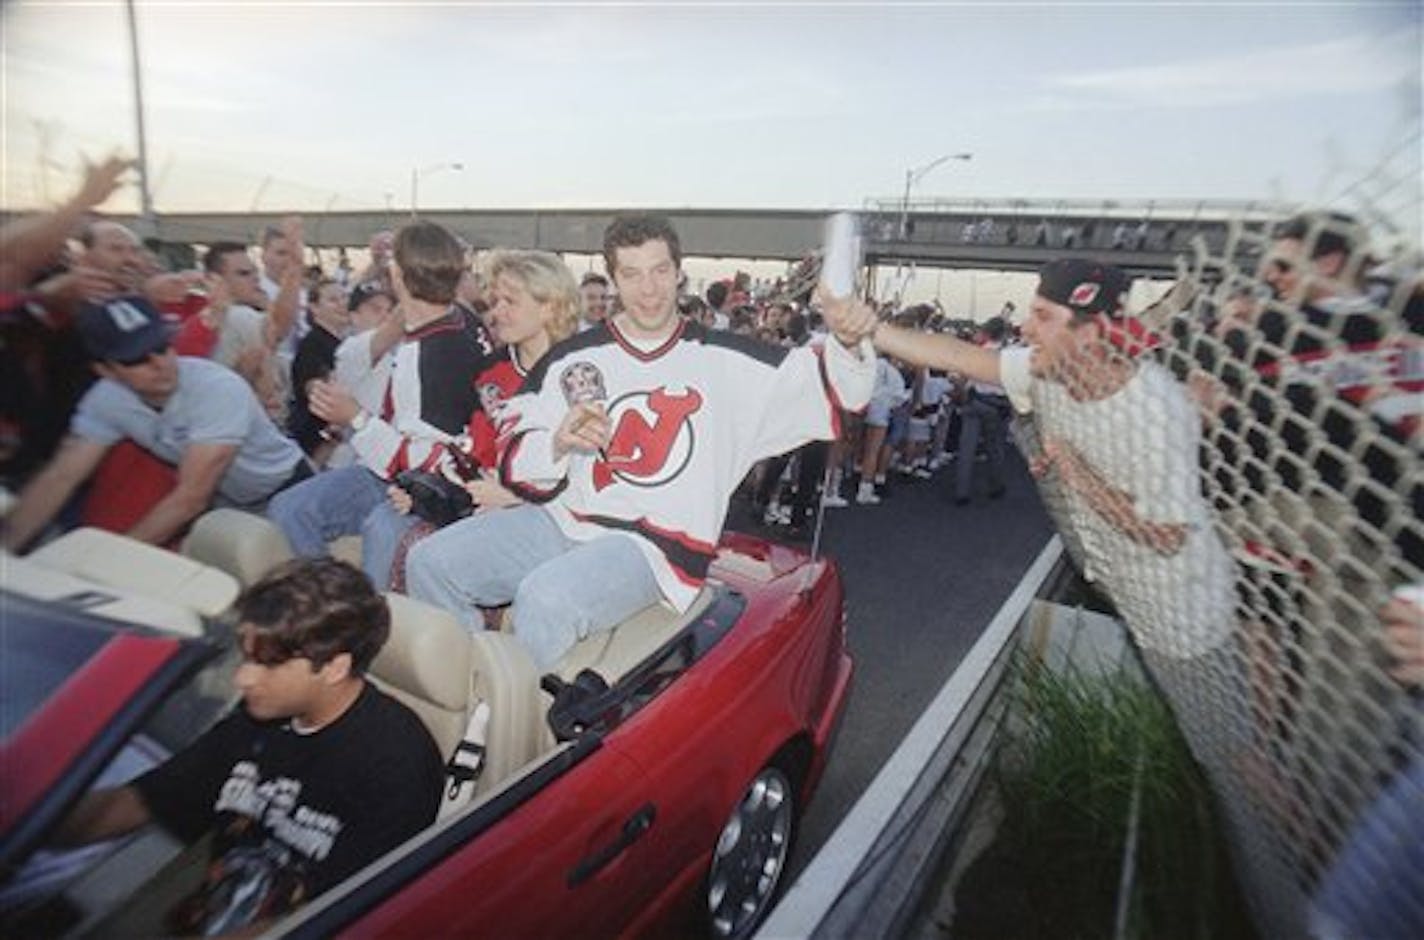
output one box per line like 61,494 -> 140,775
76,295 -> 173,363
1036,259 -> 1129,317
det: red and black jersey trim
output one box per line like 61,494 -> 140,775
570,510 -> 716,586
498,430 -> 568,503
607,316 -> 686,362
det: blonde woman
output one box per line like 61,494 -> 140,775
382,250 -> 580,592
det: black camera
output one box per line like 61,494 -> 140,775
394,470 -> 473,528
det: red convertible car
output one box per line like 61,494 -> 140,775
1,514 -> 852,938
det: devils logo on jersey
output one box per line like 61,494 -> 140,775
592,387 -> 704,491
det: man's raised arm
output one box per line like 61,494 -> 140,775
263,215 -> 304,349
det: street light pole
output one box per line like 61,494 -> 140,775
899,152 -> 972,240
410,161 -> 464,218
124,0 -> 155,234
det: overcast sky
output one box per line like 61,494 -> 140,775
2,1 -> 1419,235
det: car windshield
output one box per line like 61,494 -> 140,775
0,599 -> 112,740
0,617 -> 238,935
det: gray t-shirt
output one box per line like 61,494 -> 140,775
71,357 -> 304,506
210,303 -> 268,369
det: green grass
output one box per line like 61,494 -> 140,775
953,656 -> 1255,940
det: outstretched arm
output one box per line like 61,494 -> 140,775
871,322 -> 1003,387
2,436 -> 111,552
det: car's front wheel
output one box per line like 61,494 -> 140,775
706,765 -> 796,939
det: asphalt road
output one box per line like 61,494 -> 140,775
726,450 -> 1054,877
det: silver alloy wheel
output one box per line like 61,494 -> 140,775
707,765 -> 795,938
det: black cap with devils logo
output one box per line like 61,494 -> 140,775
1036,259 -> 1129,318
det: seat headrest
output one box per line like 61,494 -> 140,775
182,509 -> 294,588
373,593 -> 475,712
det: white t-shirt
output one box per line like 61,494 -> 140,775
71,357 -> 304,506
999,347 -> 1236,658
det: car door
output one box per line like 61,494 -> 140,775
301,735 -> 670,939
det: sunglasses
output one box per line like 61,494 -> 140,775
115,341 -> 171,367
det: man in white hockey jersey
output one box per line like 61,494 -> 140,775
407,213 -> 875,669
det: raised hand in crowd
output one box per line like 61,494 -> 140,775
0,153 -> 132,293
267,214 -> 305,345
72,154 -> 131,210
816,286 -> 877,349
359,230 -> 395,288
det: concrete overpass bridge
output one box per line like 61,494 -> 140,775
19,196 -> 1288,278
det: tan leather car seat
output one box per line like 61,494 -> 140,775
372,593 -> 553,801
25,527 -> 240,619
182,509 -> 296,589
552,587 -> 716,684
182,509 -> 361,587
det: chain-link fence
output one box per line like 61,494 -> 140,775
1010,210 -> 1421,938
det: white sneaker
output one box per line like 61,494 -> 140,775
822,493 -> 849,508
913,467 -> 933,479
856,482 -> 881,505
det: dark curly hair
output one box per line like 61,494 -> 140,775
237,558 -> 391,674
602,213 -> 682,275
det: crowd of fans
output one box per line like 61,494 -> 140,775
0,164 -> 1019,559
1,158 -> 1421,938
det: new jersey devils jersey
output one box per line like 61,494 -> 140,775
498,318 -> 873,611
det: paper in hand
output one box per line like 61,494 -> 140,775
820,212 -> 862,300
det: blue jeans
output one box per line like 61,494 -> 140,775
267,464 -> 386,557
361,500 -> 421,592
405,504 -> 662,671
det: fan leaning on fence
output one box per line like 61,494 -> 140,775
843,258 -> 1246,767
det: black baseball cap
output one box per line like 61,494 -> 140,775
348,281 -> 392,312
1036,259 -> 1129,317
76,295 -> 173,363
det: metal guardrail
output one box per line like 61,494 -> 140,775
757,537 -> 1064,939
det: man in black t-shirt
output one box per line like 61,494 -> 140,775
54,558 -> 443,935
